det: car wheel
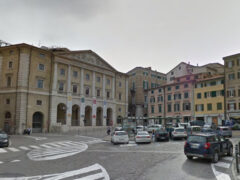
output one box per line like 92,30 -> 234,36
212,152 -> 219,163
227,146 -> 233,156
187,156 -> 193,160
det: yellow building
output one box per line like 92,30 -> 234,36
194,75 -> 224,125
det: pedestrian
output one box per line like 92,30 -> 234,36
152,129 -> 155,142
107,127 -> 111,135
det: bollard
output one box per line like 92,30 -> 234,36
236,145 -> 239,173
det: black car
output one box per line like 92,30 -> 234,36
0,131 -> 9,147
184,133 -> 233,163
155,129 -> 169,141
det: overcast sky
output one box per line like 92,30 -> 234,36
1,0 -> 240,73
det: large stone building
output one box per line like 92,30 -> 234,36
127,67 -> 166,117
223,54 -> 240,122
0,43 -> 128,134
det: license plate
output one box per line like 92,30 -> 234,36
190,143 -> 200,149
119,139 -> 124,141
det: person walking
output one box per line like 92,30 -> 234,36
152,129 -> 155,142
107,127 -> 111,135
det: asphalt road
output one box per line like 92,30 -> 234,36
0,133 -> 236,180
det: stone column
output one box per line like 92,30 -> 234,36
80,68 -> 85,126
103,74 -> 107,125
112,77 -> 115,99
80,68 -> 84,95
52,62 -> 58,93
66,65 -> 72,126
125,78 -> 129,117
92,72 -> 96,126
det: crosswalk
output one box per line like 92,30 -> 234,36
0,139 -> 104,155
0,163 -> 110,180
211,156 -> 233,180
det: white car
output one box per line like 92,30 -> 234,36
135,131 -> 151,144
136,125 -> 144,132
171,127 -> 187,140
147,124 -> 162,133
111,131 -> 129,144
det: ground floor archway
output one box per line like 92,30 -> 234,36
57,103 -> 66,125
96,107 -> 103,126
32,112 -> 43,133
84,106 -> 92,126
72,105 -> 80,126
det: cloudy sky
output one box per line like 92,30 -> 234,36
1,0 -> 240,73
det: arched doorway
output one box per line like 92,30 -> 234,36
57,103 -> 66,125
32,112 -> 43,133
107,108 -> 113,126
96,107 -> 103,126
84,106 -> 92,126
4,111 -> 11,134
72,105 -> 80,126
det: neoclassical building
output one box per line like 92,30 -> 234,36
0,43 -> 128,134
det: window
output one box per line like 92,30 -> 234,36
37,79 -> 43,88
227,89 -> 235,97
210,81 -> 216,86
38,64 -> 45,71
7,76 -> 11,87
73,71 -> 78,78
167,87 -> 171,91
119,93 -> 122,100
107,79 -> 110,85
168,94 -> 171,101
36,100 -> 42,106
6,98 -> 10,104
211,91 -> 217,97
170,77 -> 174,81
150,96 -> 155,103
167,104 -> 172,112
158,104 -> 162,113
5,112 -> 11,119
8,61 -> 13,69
228,103 -> 236,111
85,87 -> 90,96
207,103 -> 212,111
144,96 -> 147,103
197,93 -> 201,99
183,103 -> 191,111
72,84 -> 78,94
132,81 -> 136,89
59,82 -> 64,91
196,104 -> 204,111
151,106 -> 155,113
171,71 -> 174,75
158,88 -> 162,93
151,83 -> 155,88
86,74 -> 90,80
60,69 -> 65,75
174,103 -> 180,112
238,59 -> 240,66
179,66 -> 181,70
119,81 -> 122,87
107,91 -> 110,99
143,81 -> 148,90
184,84 -> 188,88
238,71 -> 240,79
228,61 -> 233,68
97,89 -> 100,97
217,103 -> 222,110
228,73 -> 235,80
184,92 -> 189,99
119,108 -> 121,112
97,76 -> 101,82
39,53 -> 45,58
175,85 -> 179,90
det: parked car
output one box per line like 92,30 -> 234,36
0,131 -> 9,147
201,128 -> 215,133
136,125 -> 144,132
216,126 -> 232,138
155,129 -> 169,141
203,123 -> 217,130
147,124 -> 162,133
111,131 -> 129,145
171,127 -> 187,140
184,133 -> 233,163
114,126 -> 123,131
178,123 -> 189,129
135,131 -> 151,144
186,126 -> 202,136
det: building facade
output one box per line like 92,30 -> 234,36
223,54 -> 240,122
127,67 -> 166,117
194,75 -> 224,125
0,44 -> 128,134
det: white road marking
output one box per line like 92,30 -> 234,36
29,145 -> 40,149
19,146 -> 30,150
7,147 -> 20,152
120,143 -> 137,147
0,161 -> 3,164
40,144 -> 55,148
0,148 -> 7,153
11,160 -> 20,163
211,163 -> 231,180
221,156 -> 233,161
25,136 -> 47,141
0,163 -> 110,180
43,143 -> 61,148
214,161 -> 231,169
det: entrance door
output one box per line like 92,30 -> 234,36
32,112 -> 43,133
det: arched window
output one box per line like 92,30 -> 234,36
5,112 -> 11,119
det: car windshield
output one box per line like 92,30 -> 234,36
192,127 -> 201,131
175,129 -> 184,132
137,132 -> 148,136
222,128 -> 229,131
188,136 -> 206,143
0,134 -> 7,138
115,132 -> 127,136
202,129 -> 213,132
137,127 -> 143,129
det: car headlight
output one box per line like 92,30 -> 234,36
3,139 -> 8,142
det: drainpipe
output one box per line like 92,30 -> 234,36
223,62 -> 227,121
26,47 -> 32,130
14,47 -> 20,134
48,53 -> 54,133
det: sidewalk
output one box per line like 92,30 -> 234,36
232,155 -> 240,180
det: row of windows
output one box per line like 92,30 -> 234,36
227,89 -> 240,97
4,98 -> 42,106
167,92 -> 189,101
195,80 -> 224,88
196,90 -> 224,99
227,103 -> 240,111
195,103 -> 223,111
226,59 -> 240,68
143,72 -> 166,80
150,102 -> 191,113
228,72 -> 240,80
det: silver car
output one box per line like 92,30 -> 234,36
216,126 -> 232,137
135,131 -> 151,144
